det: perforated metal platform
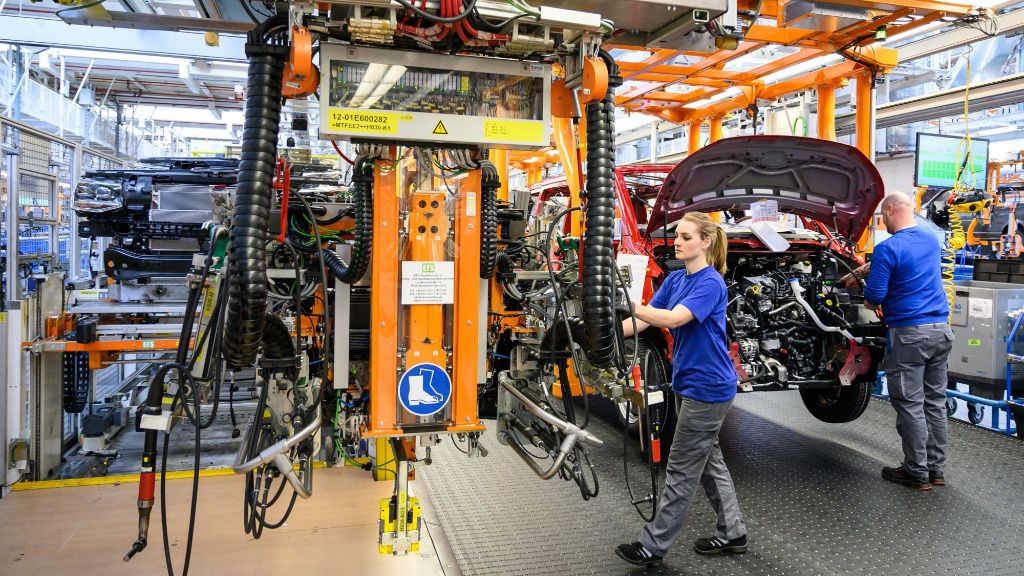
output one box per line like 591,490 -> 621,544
419,391 -> 1024,576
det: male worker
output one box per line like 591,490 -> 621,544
846,191 -> 953,492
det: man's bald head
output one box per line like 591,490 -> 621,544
881,191 -> 914,211
880,191 -> 916,234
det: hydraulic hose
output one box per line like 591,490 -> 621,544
480,162 -> 500,278
942,208 -> 965,322
224,27 -> 289,368
321,157 -> 373,284
581,52 -> 621,369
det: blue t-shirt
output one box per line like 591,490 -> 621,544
649,267 -> 738,403
863,226 -> 949,327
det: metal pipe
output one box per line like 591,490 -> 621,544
498,372 -> 601,480
4,49 -> 31,117
787,279 -> 859,343
768,301 -> 800,316
59,55 -> 65,137
945,389 -> 1008,409
62,58 -> 94,132
232,408 -> 322,498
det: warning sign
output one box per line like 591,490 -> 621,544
432,120 -> 448,135
327,108 -> 399,135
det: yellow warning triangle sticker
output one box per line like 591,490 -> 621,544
432,121 -> 448,135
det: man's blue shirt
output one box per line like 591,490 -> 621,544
650,267 -> 738,403
863,226 -> 949,327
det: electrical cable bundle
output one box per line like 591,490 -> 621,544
321,156 -> 373,284
241,315 -> 304,539
224,19 -> 289,368
581,51 -> 622,370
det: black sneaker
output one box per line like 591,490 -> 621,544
615,542 -> 662,567
694,534 -> 748,555
929,471 -> 946,486
882,466 -> 932,491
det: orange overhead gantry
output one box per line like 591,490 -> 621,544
608,0 -> 975,157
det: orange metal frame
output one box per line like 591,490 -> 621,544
367,155 -> 401,437
607,0 -> 957,148
366,153 -> 485,438
450,172 -> 486,433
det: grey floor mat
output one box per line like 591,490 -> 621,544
420,391 -> 1024,576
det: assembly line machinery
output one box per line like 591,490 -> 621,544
61,0 -> 741,568
5,1 -> 1003,573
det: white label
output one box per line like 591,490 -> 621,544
466,192 -> 477,217
401,261 -> 455,305
968,297 -> 992,319
751,199 -> 778,223
646,389 -> 664,406
616,253 -> 650,304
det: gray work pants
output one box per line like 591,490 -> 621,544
884,323 -> 954,479
639,395 -> 746,557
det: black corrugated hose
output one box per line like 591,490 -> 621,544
224,22 -> 289,368
322,157 -> 372,284
480,162 -> 499,278
581,52 -> 622,369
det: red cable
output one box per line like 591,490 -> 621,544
331,140 -> 355,165
275,158 -> 291,244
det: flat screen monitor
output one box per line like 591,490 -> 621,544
914,132 -> 989,189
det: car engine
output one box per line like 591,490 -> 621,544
726,245 -> 882,391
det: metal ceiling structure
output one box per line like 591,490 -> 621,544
607,0 -> 976,124
0,0 -> 262,137
1,0 -> 1020,155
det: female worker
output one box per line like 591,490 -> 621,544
615,211 -> 748,567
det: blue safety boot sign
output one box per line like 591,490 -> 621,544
398,363 -> 452,416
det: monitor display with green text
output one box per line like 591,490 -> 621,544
914,132 -> 989,189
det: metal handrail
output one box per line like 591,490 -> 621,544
498,372 -> 602,480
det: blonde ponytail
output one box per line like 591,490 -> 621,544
682,212 -> 728,276
710,226 -> 727,276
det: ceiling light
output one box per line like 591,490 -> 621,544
350,64 -> 407,109
42,47 -> 191,66
761,54 -> 843,84
974,125 -> 1018,137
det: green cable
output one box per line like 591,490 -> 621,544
791,115 -> 808,137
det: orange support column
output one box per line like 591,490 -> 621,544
552,115 -> 583,237
489,149 -> 510,203
709,117 -> 724,143
688,120 -> 702,154
855,71 -> 876,253
855,71 -> 875,159
817,83 -> 836,141
369,154 -> 400,435
405,190 -> 449,382
451,171 -> 485,432
527,167 -> 544,185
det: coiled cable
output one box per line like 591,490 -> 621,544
943,209 -> 965,321
581,51 -> 621,369
480,160 -> 500,278
321,156 -> 373,283
224,22 -> 288,367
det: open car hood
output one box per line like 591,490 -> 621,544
650,136 -> 884,240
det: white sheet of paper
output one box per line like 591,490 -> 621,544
616,253 -> 650,304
